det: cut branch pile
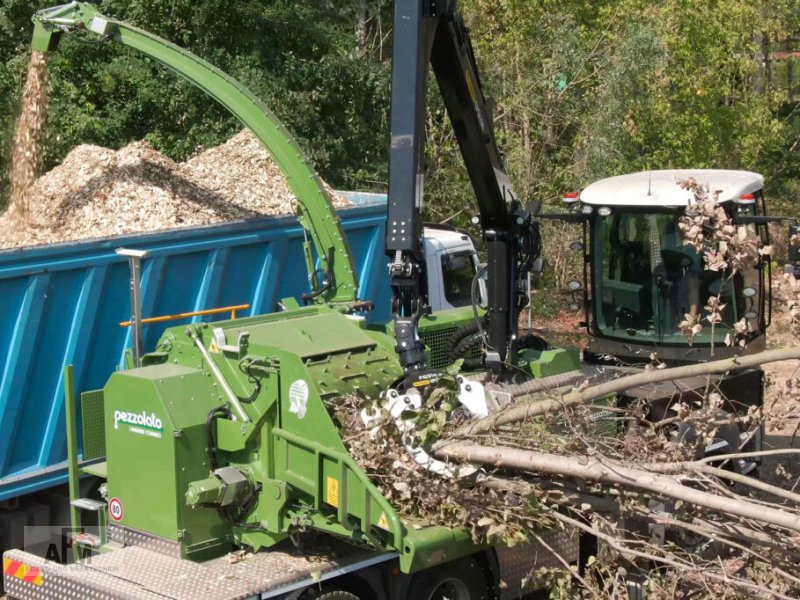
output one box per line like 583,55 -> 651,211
335,349 -> 800,597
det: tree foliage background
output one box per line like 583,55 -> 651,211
0,0 -> 798,220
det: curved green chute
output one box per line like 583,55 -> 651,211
33,2 -> 358,304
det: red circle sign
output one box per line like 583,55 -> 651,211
109,497 -> 125,522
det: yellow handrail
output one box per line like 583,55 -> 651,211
119,304 -> 250,327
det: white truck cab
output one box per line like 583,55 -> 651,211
424,226 -> 481,312
337,191 -> 482,313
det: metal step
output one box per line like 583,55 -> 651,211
70,498 -> 105,511
69,531 -> 103,549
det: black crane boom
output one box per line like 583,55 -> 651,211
386,0 -> 540,377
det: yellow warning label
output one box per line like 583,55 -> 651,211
465,70 -> 477,102
326,476 -> 339,508
209,341 -> 219,353
412,379 -> 431,388
377,512 -> 390,530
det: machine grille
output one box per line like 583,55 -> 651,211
81,389 -> 106,460
420,326 -> 482,370
420,327 -> 456,369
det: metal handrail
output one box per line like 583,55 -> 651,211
119,304 -> 250,327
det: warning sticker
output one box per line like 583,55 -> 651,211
377,512 -> 390,530
109,497 -> 125,522
288,379 -> 309,419
3,557 -> 43,586
326,477 -> 339,508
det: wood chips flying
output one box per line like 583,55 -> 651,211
7,51 -> 48,224
0,129 -> 350,249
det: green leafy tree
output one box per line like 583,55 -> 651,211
0,0 -> 391,207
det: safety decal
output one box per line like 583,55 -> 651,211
3,557 -> 44,586
109,497 -> 125,521
288,379 -> 309,419
377,512 -> 390,530
326,476 -> 340,508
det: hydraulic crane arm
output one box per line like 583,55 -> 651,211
387,0 -> 540,376
32,2 -> 359,305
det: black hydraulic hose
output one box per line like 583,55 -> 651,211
237,358 -> 264,403
205,405 -> 231,472
451,331 -> 485,371
301,248 -> 334,304
471,264 -> 489,344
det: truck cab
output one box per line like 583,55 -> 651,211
424,226 -> 481,312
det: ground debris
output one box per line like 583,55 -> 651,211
0,128 -> 350,249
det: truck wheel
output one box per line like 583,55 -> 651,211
407,558 -> 488,600
315,593 -> 360,600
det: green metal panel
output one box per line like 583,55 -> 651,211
80,389 -> 106,461
235,312 -> 378,359
521,347 -> 582,379
103,364 -> 230,560
33,3 -> 358,304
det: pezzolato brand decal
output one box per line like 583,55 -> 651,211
114,410 -> 164,439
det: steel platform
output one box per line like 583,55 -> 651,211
3,539 -> 394,600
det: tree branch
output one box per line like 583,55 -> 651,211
433,441 -> 800,532
459,348 -> 800,435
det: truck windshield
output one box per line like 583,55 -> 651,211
593,210 -> 758,344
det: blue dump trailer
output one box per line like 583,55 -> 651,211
0,195 -> 390,503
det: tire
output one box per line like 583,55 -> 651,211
407,557 -> 489,600
315,593 -> 360,600
451,332 -> 485,371
300,591 -> 359,600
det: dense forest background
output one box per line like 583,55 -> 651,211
0,0 -> 799,222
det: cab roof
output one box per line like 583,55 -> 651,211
580,169 -> 764,207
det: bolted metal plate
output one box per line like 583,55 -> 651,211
496,527 -> 580,599
80,389 -> 106,461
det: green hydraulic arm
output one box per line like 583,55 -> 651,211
31,2 -> 358,304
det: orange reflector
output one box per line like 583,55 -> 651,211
3,557 -> 43,586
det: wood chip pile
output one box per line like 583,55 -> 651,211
0,129 -> 350,249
